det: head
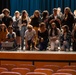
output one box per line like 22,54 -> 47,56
64,7 -> 71,15
39,22 -> 46,30
51,22 -> 56,29
27,25 -> 33,32
42,10 -> 49,18
34,10 -> 40,17
14,11 -> 20,18
63,25 -> 69,32
8,26 -> 13,33
74,10 -> 76,16
0,24 -> 7,31
21,10 -> 28,19
53,8 -> 57,15
2,8 -> 10,17
57,7 -> 61,14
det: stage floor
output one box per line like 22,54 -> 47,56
0,49 -> 76,54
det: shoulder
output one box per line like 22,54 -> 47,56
32,29 -> 36,33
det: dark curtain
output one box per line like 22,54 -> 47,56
0,0 -> 10,14
9,0 -> 76,16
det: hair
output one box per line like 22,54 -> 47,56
8,26 -> 13,30
27,25 -> 33,29
50,22 -> 58,36
42,10 -> 49,18
74,10 -> 76,15
21,10 -> 28,19
0,24 -> 7,32
63,25 -> 69,32
53,8 -> 57,11
39,22 -> 46,28
34,10 -> 40,17
64,7 -> 71,13
14,11 -> 20,15
2,8 -> 10,14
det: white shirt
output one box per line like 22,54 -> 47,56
25,29 -> 36,40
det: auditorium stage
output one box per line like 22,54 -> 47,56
0,50 -> 76,67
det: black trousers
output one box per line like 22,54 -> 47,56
27,40 -> 34,50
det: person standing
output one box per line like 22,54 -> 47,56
61,7 -> 74,31
2,8 -> 13,28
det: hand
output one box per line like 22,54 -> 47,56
41,38 -> 44,42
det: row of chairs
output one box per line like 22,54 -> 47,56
0,68 -> 73,75
0,64 -> 76,75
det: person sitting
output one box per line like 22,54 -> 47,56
38,22 -> 48,51
0,24 -> 8,49
49,22 -> 60,51
25,25 -> 38,50
6,26 -> 17,49
60,25 -> 71,51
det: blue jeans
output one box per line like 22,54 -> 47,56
39,40 -> 48,51
20,25 -> 27,50
61,41 -> 70,51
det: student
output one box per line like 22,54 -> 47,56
20,10 -> 31,50
30,10 -> 41,46
38,22 -> 48,51
12,11 -> 21,48
48,8 -> 61,29
41,10 -> 49,29
2,8 -> 13,28
49,22 -> 60,51
0,24 -> 8,49
6,26 -> 17,48
61,7 -> 74,31
25,25 -> 38,50
60,25 -> 71,51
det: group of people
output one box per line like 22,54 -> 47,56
0,7 -> 76,51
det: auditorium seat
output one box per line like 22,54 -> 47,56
52,73 -> 72,75
0,72 -> 21,75
34,68 -> 54,75
63,65 -> 76,70
0,67 -> 8,73
1,64 -> 16,71
43,65 -> 60,72
26,72 -> 47,75
11,68 -> 30,75
57,69 -> 76,75
18,64 -> 36,72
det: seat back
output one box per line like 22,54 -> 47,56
63,65 -> 76,70
18,64 -> 36,72
1,64 -> 16,71
57,69 -> 76,75
43,65 -> 60,72
12,68 -> 30,75
26,72 -> 47,75
0,72 -> 21,75
34,68 -> 53,75
52,73 -> 72,75
0,67 -> 8,73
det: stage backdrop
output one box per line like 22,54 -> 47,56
0,0 -> 10,14
10,0 -> 76,16
0,0 -> 76,16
